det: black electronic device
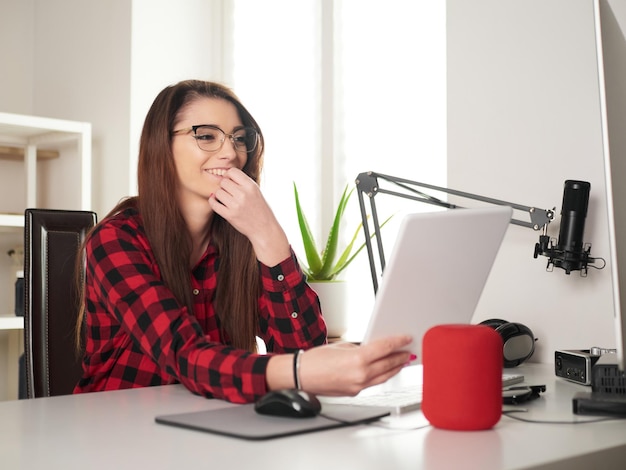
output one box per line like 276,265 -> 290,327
254,389 -> 321,418
503,385 -> 546,405
572,353 -> 626,418
572,355 -> 626,416
480,319 -> 536,368
533,181 -> 597,275
590,353 -> 626,395
14,276 -> 24,317
554,349 -> 603,385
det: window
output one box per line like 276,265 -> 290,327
228,0 -> 446,336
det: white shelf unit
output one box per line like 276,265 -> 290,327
0,315 -> 24,330
0,111 -> 92,400
0,111 -> 92,212
0,214 -> 24,228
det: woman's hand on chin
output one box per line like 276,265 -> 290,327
208,168 -> 290,265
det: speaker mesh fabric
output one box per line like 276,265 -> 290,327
422,324 -> 503,430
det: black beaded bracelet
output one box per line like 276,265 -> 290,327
293,349 -> 303,390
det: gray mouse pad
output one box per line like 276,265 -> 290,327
155,403 -> 389,440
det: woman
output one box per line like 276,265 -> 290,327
74,79 -> 413,403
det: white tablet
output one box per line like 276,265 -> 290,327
362,206 -> 512,358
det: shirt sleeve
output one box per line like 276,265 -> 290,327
257,249 -> 328,353
85,218 -> 273,403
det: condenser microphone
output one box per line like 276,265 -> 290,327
537,180 -> 592,274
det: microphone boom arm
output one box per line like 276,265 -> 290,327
355,171 -> 556,292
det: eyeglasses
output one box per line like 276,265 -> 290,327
171,125 -> 259,153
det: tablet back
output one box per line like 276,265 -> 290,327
362,206 -> 512,358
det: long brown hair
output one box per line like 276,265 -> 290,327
77,80 -> 265,353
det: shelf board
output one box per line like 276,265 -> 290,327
0,315 -> 24,330
0,145 -> 59,161
0,111 -> 90,142
0,213 -> 24,228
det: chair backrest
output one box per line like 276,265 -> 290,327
23,208 -> 97,398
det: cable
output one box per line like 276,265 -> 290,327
587,257 -> 606,269
503,409 -> 619,424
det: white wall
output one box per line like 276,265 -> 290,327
1,0 -> 224,217
129,0 -> 224,197
29,0 -> 131,217
447,0 -> 625,363
0,0 -> 35,114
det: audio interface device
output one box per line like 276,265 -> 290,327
554,348 -> 614,385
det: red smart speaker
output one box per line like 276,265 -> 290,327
422,324 -> 503,430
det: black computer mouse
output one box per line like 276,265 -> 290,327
254,389 -> 322,418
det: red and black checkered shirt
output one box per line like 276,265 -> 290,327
74,207 -> 327,403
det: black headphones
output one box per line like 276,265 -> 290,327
479,319 -> 536,368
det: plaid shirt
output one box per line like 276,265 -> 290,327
74,207 -> 327,403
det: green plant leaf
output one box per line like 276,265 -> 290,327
330,214 -> 394,278
330,220 -> 363,275
293,182 -> 392,281
317,185 -> 352,279
293,183 -> 323,275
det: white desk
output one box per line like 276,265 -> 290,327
1,363 -> 625,469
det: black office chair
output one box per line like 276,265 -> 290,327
23,208 -> 97,398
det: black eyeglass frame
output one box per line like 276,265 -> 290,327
171,124 -> 259,153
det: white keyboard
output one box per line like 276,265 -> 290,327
320,373 -> 524,416
320,384 -> 423,415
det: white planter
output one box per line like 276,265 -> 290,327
309,281 -> 348,339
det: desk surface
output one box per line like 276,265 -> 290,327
1,363 -> 626,469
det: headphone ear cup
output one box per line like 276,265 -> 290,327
478,319 -> 536,368
479,318 -> 508,330
496,322 -> 535,368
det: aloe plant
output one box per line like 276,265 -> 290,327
294,182 -> 388,281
